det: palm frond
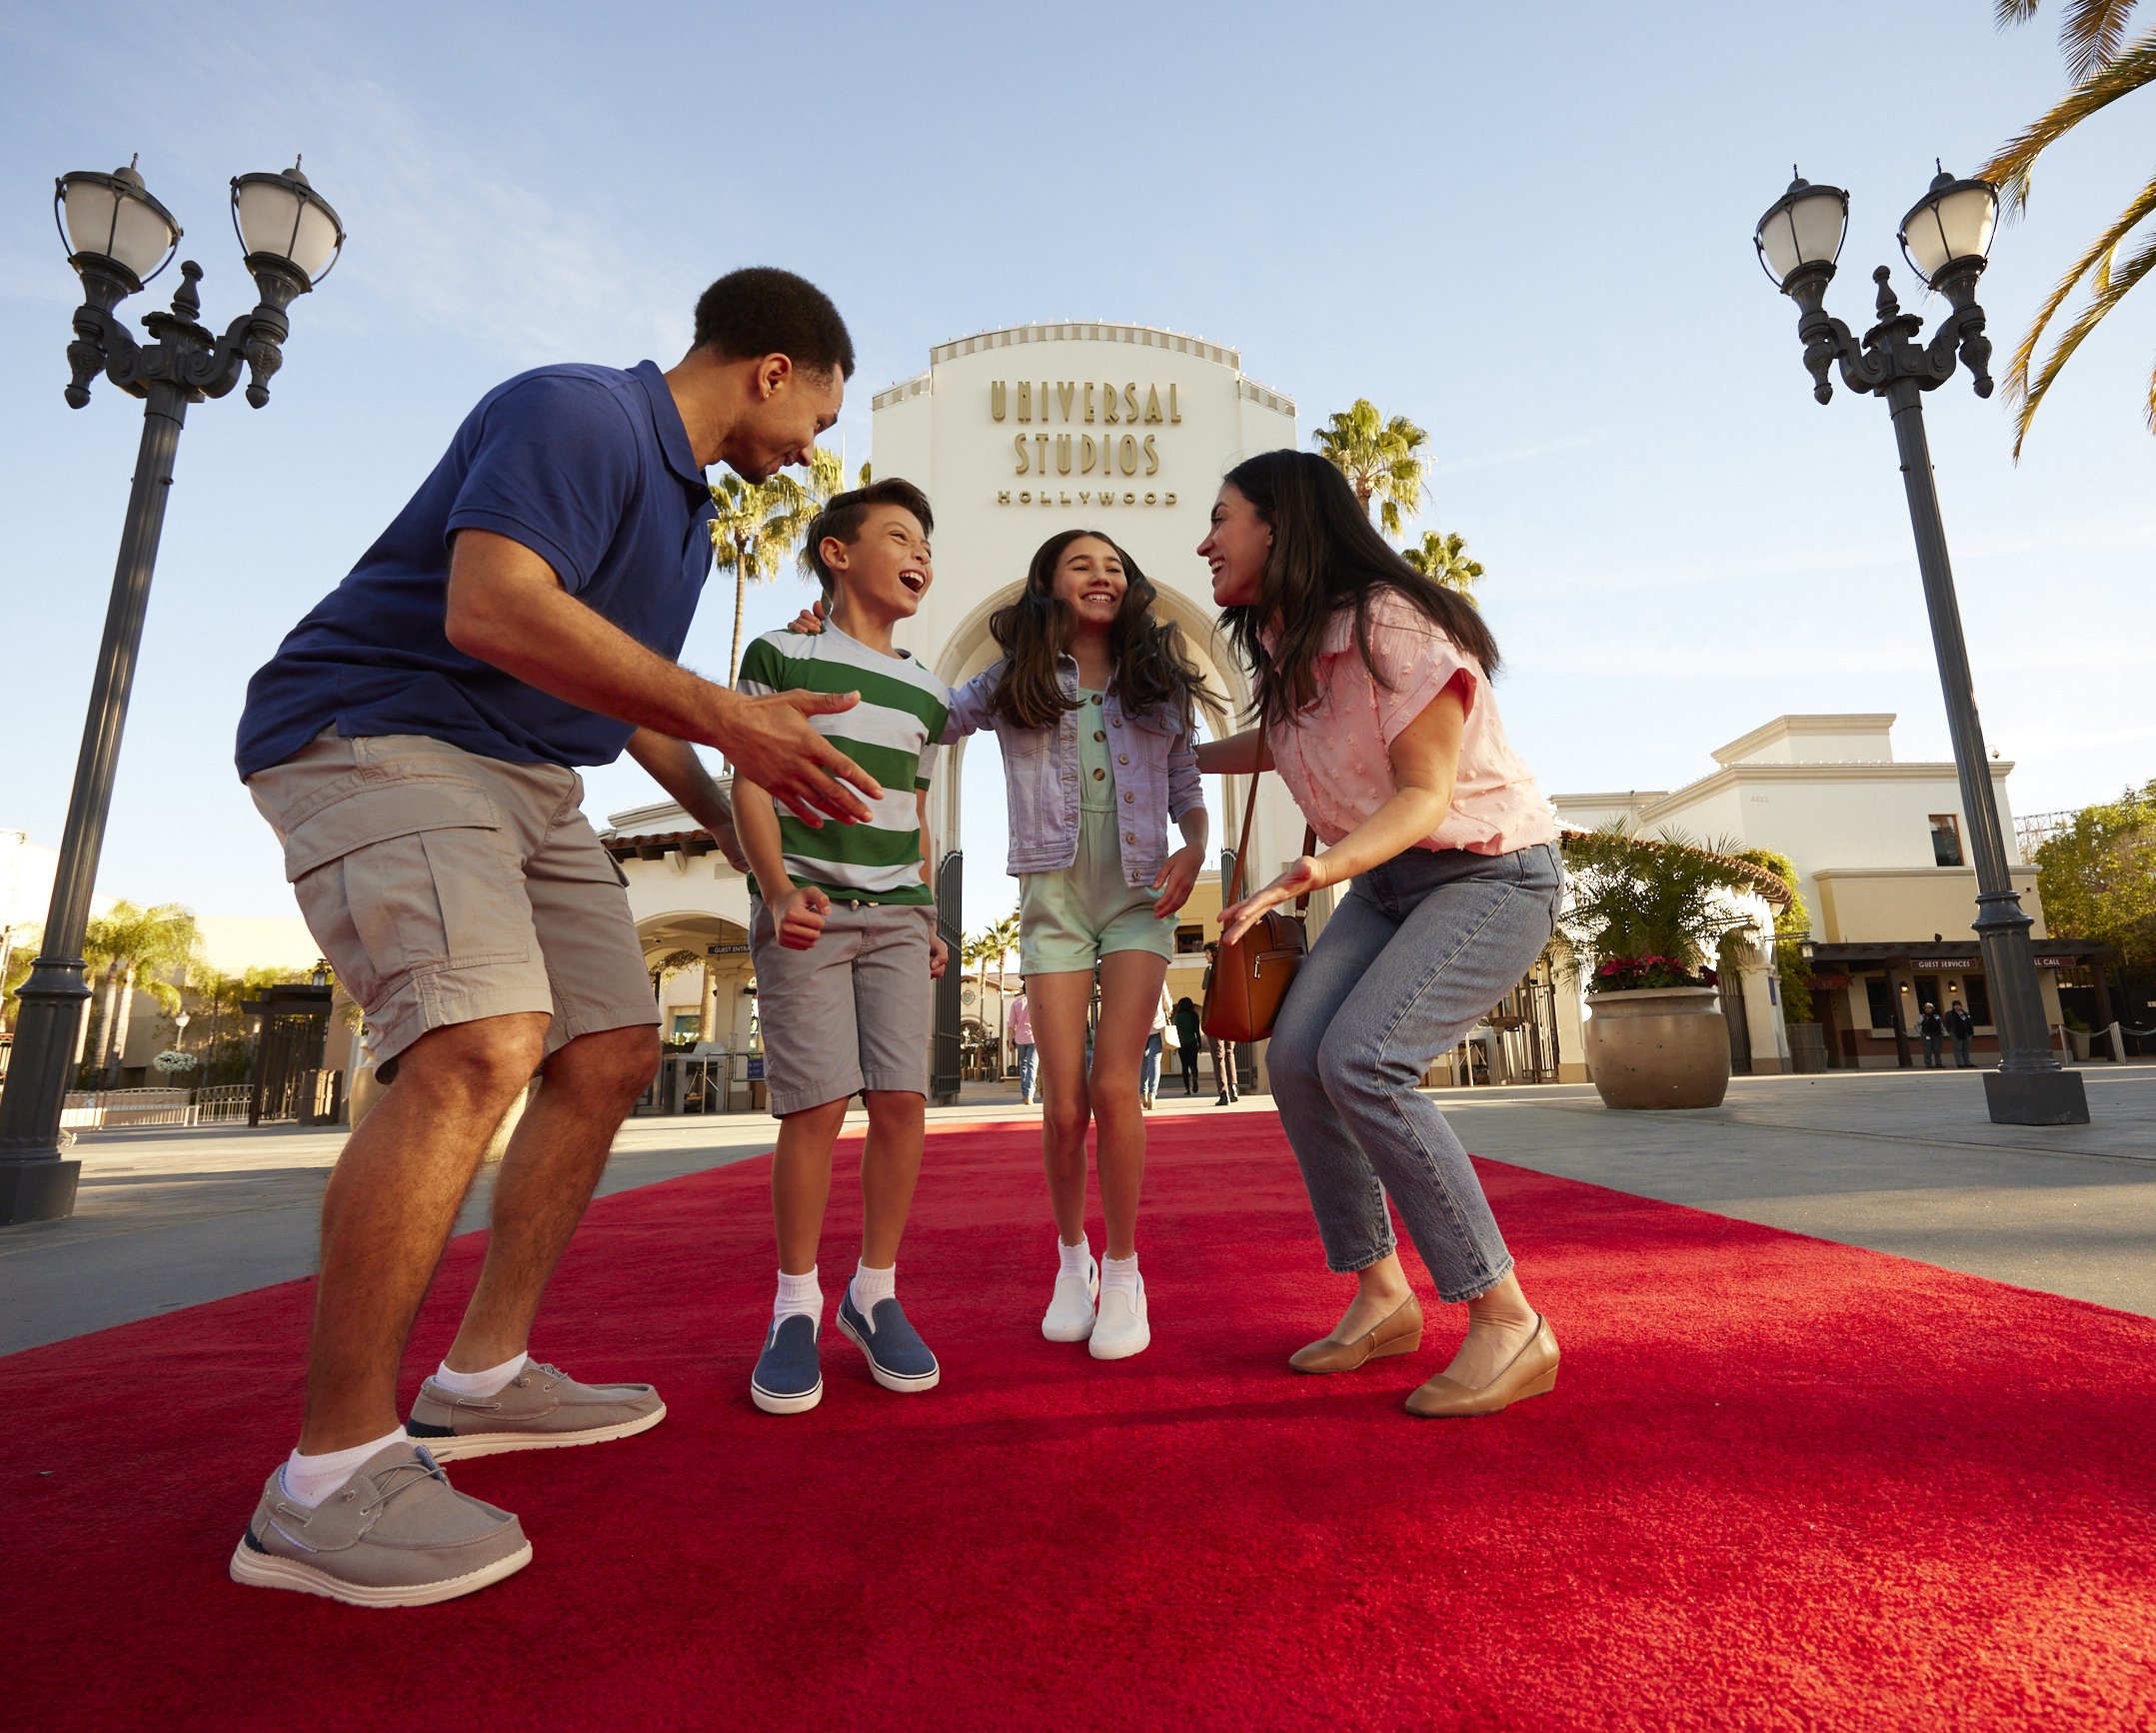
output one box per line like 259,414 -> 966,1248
1996,1 -> 2143,79
1980,29 -> 2156,215
2003,166 -> 2156,453
2016,223 -> 2156,449
2063,0 -> 2142,77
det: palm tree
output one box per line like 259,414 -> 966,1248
80,900 -> 200,1087
711,475 -> 815,692
709,446 -> 853,694
1400,530 -> 1485,608
987,911 -> 1021,1000
1312,400 -> 1430,535
1982,1 -> 2156,454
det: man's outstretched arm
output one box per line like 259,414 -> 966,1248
444,528 -> 879,826
625,730 -> 748,873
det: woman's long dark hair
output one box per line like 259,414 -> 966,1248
987,529 -> 1218,732
1219,450 -> 1500,730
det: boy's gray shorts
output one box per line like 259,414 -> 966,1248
750,894 -> 936,1115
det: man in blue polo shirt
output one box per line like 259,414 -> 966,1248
228,267 -> 884,1609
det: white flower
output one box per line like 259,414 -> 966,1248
151,1049 -> 198,1073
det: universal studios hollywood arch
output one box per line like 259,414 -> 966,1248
873,323 -> 1311,1091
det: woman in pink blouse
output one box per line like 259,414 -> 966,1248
1194,450 -> 1564,1419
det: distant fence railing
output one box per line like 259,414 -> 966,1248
195,1084 -> 254,1125
60,1087 -> 198,1129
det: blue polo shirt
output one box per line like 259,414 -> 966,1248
235,359 -> 717,778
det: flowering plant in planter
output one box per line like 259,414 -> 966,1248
1558,823 -> 1771,989
151,1049 -> 197,1074
1592,955 -> 1718,993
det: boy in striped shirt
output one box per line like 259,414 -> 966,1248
733,478 -> 952,1414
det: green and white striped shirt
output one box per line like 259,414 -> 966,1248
736,624 -> 950,905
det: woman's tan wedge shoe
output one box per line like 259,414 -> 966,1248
1288,1292 -> 1424,1373
1404,1313 -> 1559,1417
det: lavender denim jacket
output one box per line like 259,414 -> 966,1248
944,655 -> 1203,885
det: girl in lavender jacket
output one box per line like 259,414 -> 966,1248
944,530 -> 1213,1361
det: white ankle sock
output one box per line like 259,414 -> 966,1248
279,1427 -> 409,1509
1059,1235 -> 1092,1278
775,1266 -> 823,1324
1102,1252 -> 1140,1296
850,1260 -> 896,1314
431,1351 -> 526,1398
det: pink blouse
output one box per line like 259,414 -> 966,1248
1261,590 -> 1558,857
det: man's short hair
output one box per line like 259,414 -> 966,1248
693,267 -> 856,380
798,479 -> 933,598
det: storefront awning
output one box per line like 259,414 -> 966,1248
1808,938 -> 2113,972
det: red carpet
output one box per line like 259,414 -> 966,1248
4,1112 -> 2153,1731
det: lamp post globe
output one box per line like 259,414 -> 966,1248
230,160 -> 346,290
55,161 -> 181,293
1898,167 -> 2000,288
1753,171 -> 1849,290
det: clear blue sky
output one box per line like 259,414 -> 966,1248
3,0 -> 2149,940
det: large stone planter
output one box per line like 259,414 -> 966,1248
1585,986 -> 1729,1109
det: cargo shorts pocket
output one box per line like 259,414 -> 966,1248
280,779 -> 531,1011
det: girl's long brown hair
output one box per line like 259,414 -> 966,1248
1219,450 -> 1500,730
988,529 -> 1219,732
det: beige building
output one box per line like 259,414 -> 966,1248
1551,714 -> 2073,1068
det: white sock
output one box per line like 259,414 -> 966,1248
1059,1234 -> 1093,1279
775,1266 -> 823,1325
850,1260 -> 896,1315
1102,1252 -> 1140,1296
279,1427 -> 409,1509
430,1351 -> 527,1398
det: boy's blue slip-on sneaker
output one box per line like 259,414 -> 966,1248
750,1313 -> 823,1415
836,1289 -> 941,1394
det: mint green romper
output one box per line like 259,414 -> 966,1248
1018,690 -> 1176,975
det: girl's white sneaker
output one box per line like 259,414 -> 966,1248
1042,1257 -> 1099,1342
1087,1277 -> 1150,1360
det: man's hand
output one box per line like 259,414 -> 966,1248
929,931 -> 949,979
1219,855 -> 1323,948
728,690 -> 883,828
443,530 -> 879,828
1150,843 -> 1206,920
776,884 -> 831,951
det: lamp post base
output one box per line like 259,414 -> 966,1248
1984,1069 -> 2090,1127
0,1157 -> 83,1224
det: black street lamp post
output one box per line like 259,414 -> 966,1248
1756,165 -> 2088,1126
0,158 -> 345,1222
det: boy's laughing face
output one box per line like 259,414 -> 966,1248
822,505 -> 933,622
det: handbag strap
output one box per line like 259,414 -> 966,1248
1223,772 -> 1320,914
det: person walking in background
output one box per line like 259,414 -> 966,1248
1010,983 -> 1038,1104
1197,450 -> 1563,1421
1945,999 -> 1975,1067
1139,983 -> 1170,1110
1918,1001 -> 1945,1068
1172,996 -> 1203,1095
230,268 -> 876,1605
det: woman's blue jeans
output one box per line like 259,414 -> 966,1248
1018,1042 -> 1038,1097
1269,842 -> 1563,1303
1141,1032 -> 1162,1096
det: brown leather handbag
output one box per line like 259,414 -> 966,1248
1200,775 -> 1317,1044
